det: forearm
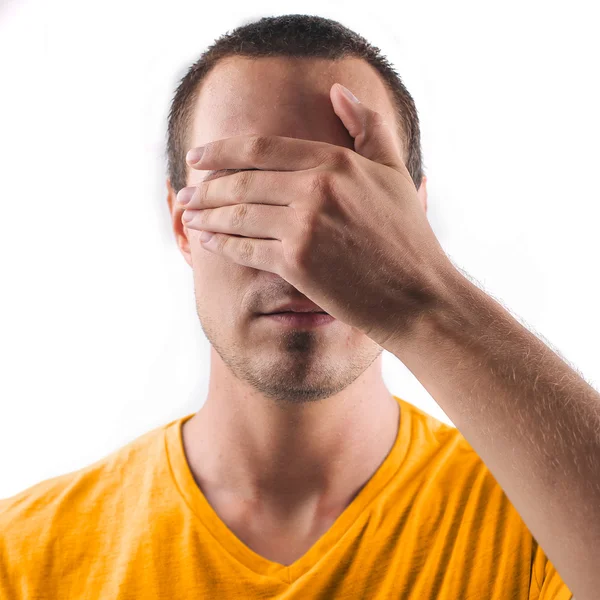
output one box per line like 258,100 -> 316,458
391,265 -> 600,600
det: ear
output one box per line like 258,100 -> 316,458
416,175 -> 428,213
166,178 -> 177,212
166,177 -> 193,266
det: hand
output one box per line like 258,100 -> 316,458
177,83 -> 452,351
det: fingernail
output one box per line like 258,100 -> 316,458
177,187 -> 195,205
338,84 -> 360,103
186,147 -> 205,164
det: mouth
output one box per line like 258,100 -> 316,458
267,311 -> 327,315
259,312 -> 335,327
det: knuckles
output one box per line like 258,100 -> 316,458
238,238 -> 255,263
308,171 -> 334,200
230,203 -> 249,229
247,135 -> 274,161
329,147 -> 355,171
231,170 -> 253,204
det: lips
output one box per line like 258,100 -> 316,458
267,312 -> 329,318
262,311 -> 335,325
264,300 -> 326,314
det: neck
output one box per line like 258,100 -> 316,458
181,371 -> 400,515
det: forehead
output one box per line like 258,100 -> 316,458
189,56 -> 399,151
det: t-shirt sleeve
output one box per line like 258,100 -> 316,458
530,542 -> 574,600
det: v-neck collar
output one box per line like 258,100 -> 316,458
164,394 -> 411,584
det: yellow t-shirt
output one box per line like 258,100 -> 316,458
0,395 -> 574,599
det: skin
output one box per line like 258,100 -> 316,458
165,56 -> 428,560
161,57 -> 600,597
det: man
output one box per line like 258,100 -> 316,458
1,14 -> 596,599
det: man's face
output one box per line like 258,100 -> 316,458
174,57 -> 403,406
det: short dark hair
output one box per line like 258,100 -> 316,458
166,14 -> 424,195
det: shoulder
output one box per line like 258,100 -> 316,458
0,420 -> 169,574
396,395 -> 473,458
396,396 -> 527,516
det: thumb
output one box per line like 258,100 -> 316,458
330,83 -> 405,172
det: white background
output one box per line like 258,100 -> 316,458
1,0 -> 598,499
